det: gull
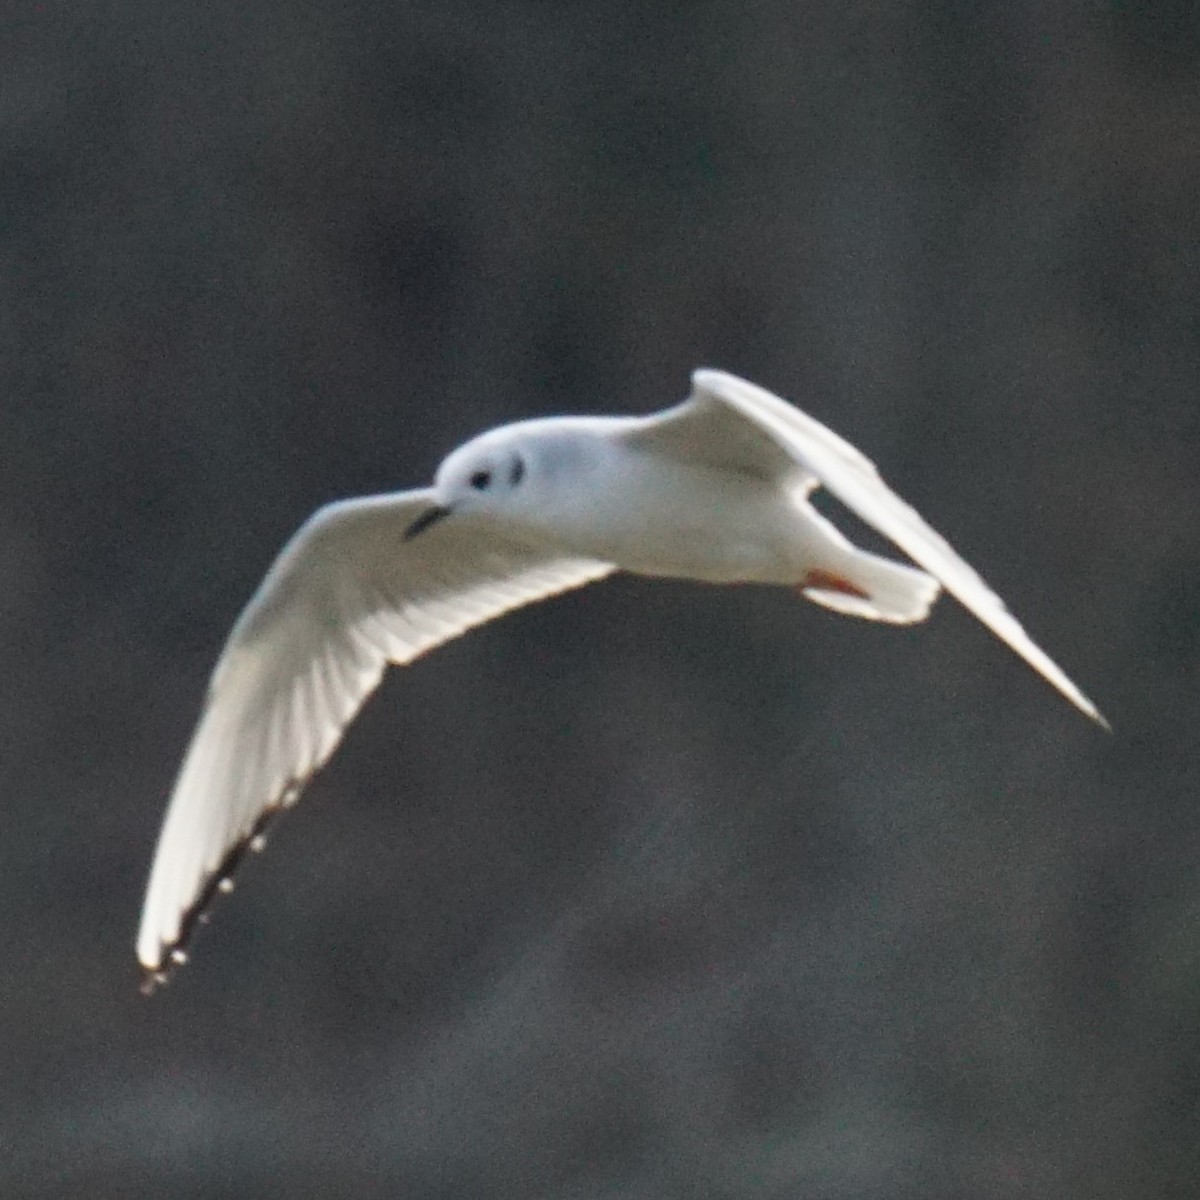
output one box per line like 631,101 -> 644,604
136,368 -> 1106,989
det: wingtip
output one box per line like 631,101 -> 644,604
138,962 -> 170,996
137,945 -> 188,995
1066,686 -> 1110,733
134,804 -> 286,995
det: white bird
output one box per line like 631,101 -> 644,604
136,368 -> 1106,989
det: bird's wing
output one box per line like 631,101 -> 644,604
137,490 -> 614,985
634,368 -> 1107,728
624,382 -> 817,488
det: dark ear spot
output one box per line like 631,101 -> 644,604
509,456 -> 525,486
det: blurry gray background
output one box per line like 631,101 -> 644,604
3,2 -> 1198,1197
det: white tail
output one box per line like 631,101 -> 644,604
801,551 -> 940,625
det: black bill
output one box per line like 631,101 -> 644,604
404,503 -> 453,541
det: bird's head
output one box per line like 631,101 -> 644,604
405,426 -> 544,540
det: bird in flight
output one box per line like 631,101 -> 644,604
137,368 -> 1106,990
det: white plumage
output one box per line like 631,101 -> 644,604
137,369 -> 1105,988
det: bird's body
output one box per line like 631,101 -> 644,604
470,419 -> 806,584
136,369 -> 1106,988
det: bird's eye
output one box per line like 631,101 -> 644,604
469,469 -> 492,491
509,456 -> 525,486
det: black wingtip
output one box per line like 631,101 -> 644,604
139,968 -> 168,997
136,805 -> 285,994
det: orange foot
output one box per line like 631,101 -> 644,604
797,569 -> 871,599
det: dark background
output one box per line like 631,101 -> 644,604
4,2 -> 1198,1196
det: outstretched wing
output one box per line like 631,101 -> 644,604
137,490 -> 614,986
638,369 -> 1107,728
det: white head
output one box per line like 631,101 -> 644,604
404,422 -> 582,541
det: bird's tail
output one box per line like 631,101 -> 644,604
799,551 -> 940,625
